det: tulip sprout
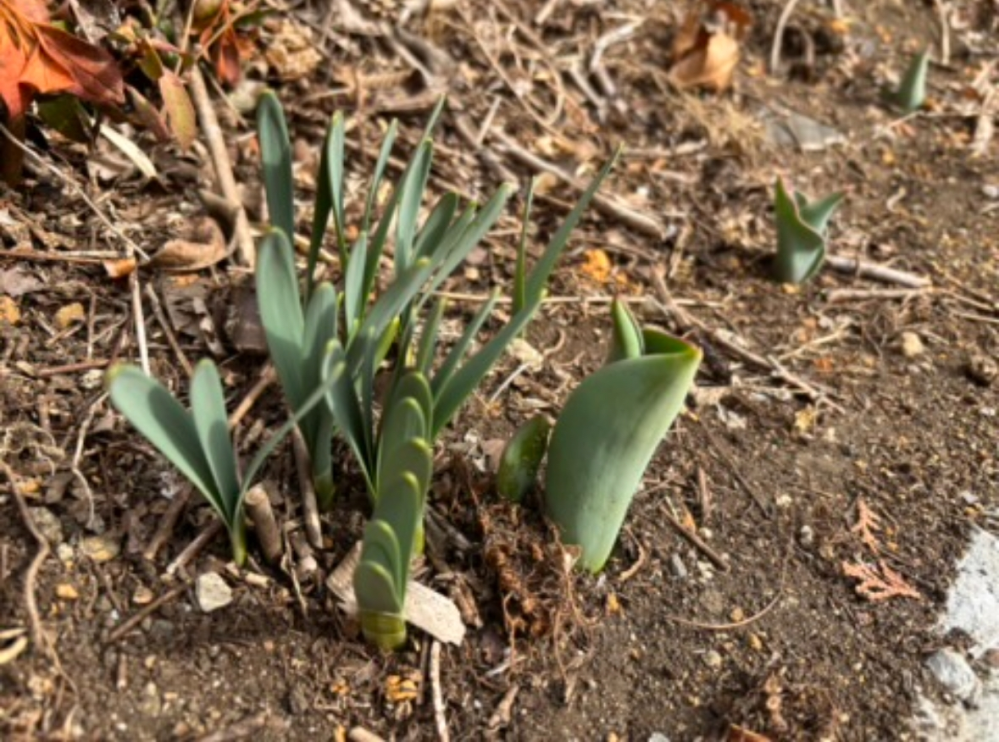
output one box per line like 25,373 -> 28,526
893,49 -> 929,114
772,178 -> 843,284
545,300 -> 701,573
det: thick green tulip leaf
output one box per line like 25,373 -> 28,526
497,415 -> 550,503
772,178 -> 829,284
189,360 -> 240,521
256,91 -> 295,244
545,337 -> 701,573
798,191 -> 844,236
377,399 -> 426,495
107,364 -> 220,514
895,49 -> 929,114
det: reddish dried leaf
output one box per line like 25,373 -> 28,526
34,25 -> 124,105
126,84 -> 170,142
842,560 -> 922,602
668,32 -> 740,92
211,26 -> 242,85
9,0 -> 48,23
158,71 -> 196,149
851,499 -> 883,554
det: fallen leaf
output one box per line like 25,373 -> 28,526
159,71 -> 197,150
851,499 -> 882,553
56,583 -> 80,600
667,1 -> 750,92
0,267 -> 43,296
150,216 -> 228,272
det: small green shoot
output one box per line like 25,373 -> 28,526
545,300 -> 701,573
106,359 -> 336,565
893,49 -> 929,114
496,415 -> 551,503
772,178 -> 843,284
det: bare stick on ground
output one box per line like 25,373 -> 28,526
166,519 -> 224,576
659,504 -> 730,572
189,66 -> 255,267
292,429 -> 323,550
107,584 -> 187,643
143,486 -> 193,561
825,255 -> 930,288
245,485 -> 282,564
145,284 -> 193,377
2,461 -> 54,659
430,641 -> 449,742
770,0 -> 804,73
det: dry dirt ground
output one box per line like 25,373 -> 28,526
2,0 -> 999,740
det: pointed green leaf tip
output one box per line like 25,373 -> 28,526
772,178 -> 843,285
894,49 -> 930,114
544,326 -> 701,573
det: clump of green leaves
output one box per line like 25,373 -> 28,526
892,49 -> 930,114
106,360 -> 333,565
544,300 -> 701,573
772,177 -> 843,284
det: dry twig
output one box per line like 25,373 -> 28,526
430,641 -> 449,742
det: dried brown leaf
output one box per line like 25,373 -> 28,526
668,32 -> 740,91
150,217 -> 227,272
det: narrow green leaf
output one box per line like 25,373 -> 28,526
395,140 -> 434,275
421,185 -> 513,303
524,149 -> 620,303
362,119 -> 398,233
414,193 -> 460,261
430,291 -> 499,399
344,232 -> 369,334
545,337 -> 701,573
308,113 -> 346,297
106,365 -> 221,515
189,360 -> 241,521
302,283 -> 339,508
512,178 -> 536,315
415,298 -> 447,376
497,415 -> 550,503
322,343 -> 374,485
432,296 -> 541,438
239,353 -> 349,497
257,230 -> 307,407
256,91 -> 295,243
328,112 -> 347,259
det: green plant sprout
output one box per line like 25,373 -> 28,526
893,49 -> 929,114
496,415 -> 551,503
544,300 -> 701,573
772,177 -> 843,284
351,371 -> 433,650
106,359 -> 335,566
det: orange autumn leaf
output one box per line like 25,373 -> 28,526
0,0 -> 124,119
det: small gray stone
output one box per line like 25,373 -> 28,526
799,525 -> 815,549
926,649 -> 981,706
670,554 -> 688,579
195,573 -> 232,613
703,650 -> 723,669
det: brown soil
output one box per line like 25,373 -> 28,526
2,1 -> 999,740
